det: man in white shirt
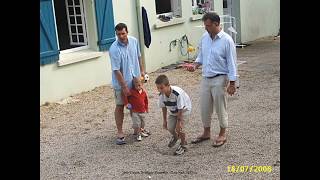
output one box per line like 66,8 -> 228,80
187,12 -> 237,147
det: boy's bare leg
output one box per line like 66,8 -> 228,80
140,120 -> 145,131
179,132 -> 187,145
176,119 -> 186,145
133,127 -> 140,135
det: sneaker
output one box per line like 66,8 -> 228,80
174,144 -> 187,155
137,134 -> 142,141
141,129 -> 151,137
140,131 -> 149,137
168,136 -> 178,148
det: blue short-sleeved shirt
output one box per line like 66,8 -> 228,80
109,36 -> 141,90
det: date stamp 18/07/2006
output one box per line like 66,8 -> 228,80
228,165 -> 273,173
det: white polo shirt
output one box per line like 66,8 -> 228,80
158,86 -> 192,115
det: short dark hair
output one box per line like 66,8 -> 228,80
202,12 -> 220,24
155,75 -> 170,86
115,23 -> 128,32
132,76 -> 143,87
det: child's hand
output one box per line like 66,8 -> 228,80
126,103 -> 132,110
163,121 -> 168,130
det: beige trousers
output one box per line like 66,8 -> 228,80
131,112 -> 146,129
200,75 -> 228,128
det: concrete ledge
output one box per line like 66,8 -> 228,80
154,18 -> 185,29
190,14 -> 203,21
58,50 -> 104,66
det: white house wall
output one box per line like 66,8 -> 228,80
138,0 -> 223,73
113,0 -> 140,39
40,55 -> 111,105
40,0 -> 223,105
40,0 -> 140,105
239,0 -> 280,43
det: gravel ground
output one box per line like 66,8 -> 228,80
40,36 -> 280,180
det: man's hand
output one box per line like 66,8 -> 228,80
163,121 -> 168,130
114,70 -> 131,96
186,63 -> 197,72
140,71 -> 145,77
227,82 -> 236,96
122,85 -> 131,96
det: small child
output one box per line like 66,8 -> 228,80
155,75 -> 192,155
123,77 -> 150,141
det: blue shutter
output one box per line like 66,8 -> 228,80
95,0 -> 116,51
40,0 -> 59,65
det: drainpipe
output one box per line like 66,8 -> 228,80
135,0 -> 146,72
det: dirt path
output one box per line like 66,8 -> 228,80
40,36 -> 280,179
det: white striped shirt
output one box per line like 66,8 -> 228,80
158,86 -> 192,115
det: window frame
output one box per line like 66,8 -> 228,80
192,0 -> 214,14
60,45 -> 89,54
65,0 -> 88,46
53,0 -> 90,54
155,0 -> 182,17
192,0 -> 206,8
40,0 -> 116,66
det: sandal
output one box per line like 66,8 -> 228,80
191,136 -> 210,144
116,137 -> 126,145
212,136 -> 227,147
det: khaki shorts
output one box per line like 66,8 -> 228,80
167,111 -> 190,134
114,90 -> 124,105
131,112 -> 146,129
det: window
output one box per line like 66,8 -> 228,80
196,0 -> 206,5
66,0 -> 87,46
40,0 -> 116,65
223,0 -> 228,8
192,0 -> 213,15
155,0 -> 182,17
54,0 -> 88,51
155,0 -> 171,15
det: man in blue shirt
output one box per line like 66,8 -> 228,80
109,23 -> 145,145
187,12 -> 237,147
